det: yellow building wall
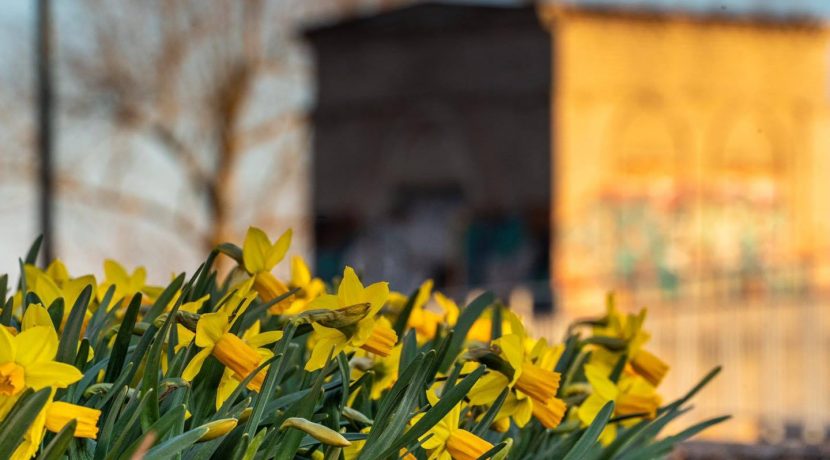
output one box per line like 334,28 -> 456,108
537,8 -> 830,443
542,9 -> 830,314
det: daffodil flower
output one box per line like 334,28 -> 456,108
241,226 -> 293,312
406,280 -> 442,341
45,400 -> 101,439
468,311 -> 566,429
412,390 -> 494,460
215,320 -> 283,409
280,255 -> 325,315
304,267 -> 392,371
182,291 -> 282,393
591,303 -> 669,387
433,292 -> 498,343
98,259 -> 153,305
0,325 -> 83,421
577,363 -> 661,444
23,263 -> 96,328
11,395 -> 101,460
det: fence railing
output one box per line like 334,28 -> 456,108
522,291 -> 830,445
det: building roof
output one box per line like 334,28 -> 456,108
302,0 -> 827,37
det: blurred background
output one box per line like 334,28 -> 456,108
1,0 -> 829,456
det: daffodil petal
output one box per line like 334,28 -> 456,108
14,326 -> 59,366
196,313 -> 229,348
247,331 -> 283,348
264,229 -> 292,269
25,361 -> 82,389
22,304 -> 53,330
182,348 -> 213,380
0,326 -> 15,363
242,227 -> 271,274
338,267 -> 364,307
468,372 -> 509,405
363,282 -> 390,316
291,255 -> 311,287
307,294 -> 341,310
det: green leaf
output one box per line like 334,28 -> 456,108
392,286 -> 419,337
375,364 -> 486,458
273,348 -> 333,460
104,293 -> 142,382
36,419 -> 76,460
142,425 -> 211,460
478,439 -> 511,460
57,284 -> 93,364
0,285 -> 12,326
25,234 -> 44,265
143,272 -> 185,323
473,387 -> 509,436
47,298 -> 64,331
141,294 -> 183,425
117,404 -> 187,460
439,291 -> 495,372
106,388 -> 156,459
619,415 -> 731,460
561,401 -> 615,460
216,243 -> 243,265
245,323 -> 298,439
0,388 -> 52,458
94,385 -> 129,460
242,429 -> 268,460
660,366 -> 721,415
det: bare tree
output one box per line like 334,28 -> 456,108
64,0 -> 311,251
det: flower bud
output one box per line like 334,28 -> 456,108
280,417 -> 351,447
198,418 -> 239,441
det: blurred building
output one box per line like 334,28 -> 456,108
305,3 -> 552,304
304,0 -> 830,447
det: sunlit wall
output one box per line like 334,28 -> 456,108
541,5 -> 830,443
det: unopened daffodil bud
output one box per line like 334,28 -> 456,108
281,417 -> 351,447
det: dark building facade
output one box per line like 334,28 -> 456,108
305,3 -> 552,307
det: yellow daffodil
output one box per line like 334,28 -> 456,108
406,280 -> 441,341
412,390 -> 493,460
0,325 -> 83,422
280,255 -> 325,315
11,396 -> 101,460
591,303 -> 669,387
0,326 -> 82,396
468,312 -> 566,429
182,290 -> 282,393
577,363 -> 661,444
215,320 -> 283,409
98,259 -> 151,305
45,400 -> 101,438
304,267 -> 392,371
433,292 -> 495,343
23,264 -> 96,328
241,227 -> 293,312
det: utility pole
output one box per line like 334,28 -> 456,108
36,0 -> 55,263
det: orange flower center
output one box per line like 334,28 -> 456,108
213,333 -> 266,391
446,429 -> 493,460
515,363 -> 560,403
631,349 -> 669,387
0,362 -> 25,396
253,272 -> 291,314
532,397 -> 567,429
616,392 -> 661,418
360,323 -> 398,357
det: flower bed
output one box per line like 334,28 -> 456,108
0,228 -> 727,459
